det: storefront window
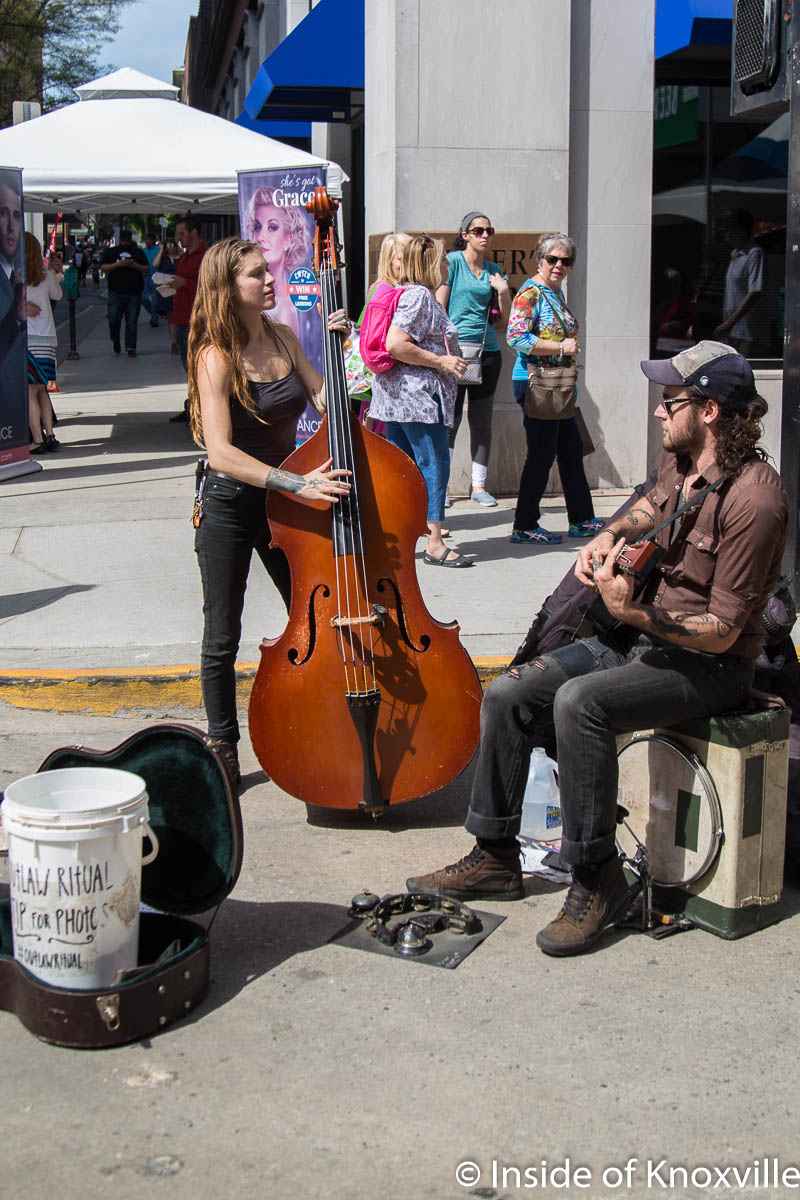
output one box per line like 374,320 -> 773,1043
651,81 -> 786,363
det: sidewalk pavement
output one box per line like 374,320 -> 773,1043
2,310 -> 799,1199
0,307 -> 632,711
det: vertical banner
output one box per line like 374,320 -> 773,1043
238,166 -> 327,443
0,166 -> 33,479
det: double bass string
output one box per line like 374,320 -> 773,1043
319,254 -> 377,696
324,258 -> 378,696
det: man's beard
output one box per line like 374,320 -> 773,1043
663,407 -> 703,456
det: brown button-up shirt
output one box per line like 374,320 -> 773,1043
643,451 -> 790,658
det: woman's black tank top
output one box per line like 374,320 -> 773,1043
229,327 -> 308,467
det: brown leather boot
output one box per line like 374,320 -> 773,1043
536,854 -> 631,956
406,842 -> 524,901
207,738 -> 241,787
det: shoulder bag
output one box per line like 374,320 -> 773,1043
525,289 -> 578,420
459,303 -> 490,387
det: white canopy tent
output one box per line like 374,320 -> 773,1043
73,67 -> 180,102
0,69 -> 343,214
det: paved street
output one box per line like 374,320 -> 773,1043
1,311 -> 798,1200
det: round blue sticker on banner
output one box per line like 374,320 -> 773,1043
287,267 -> 321,312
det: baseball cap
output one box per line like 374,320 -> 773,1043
640,341 -> 756,412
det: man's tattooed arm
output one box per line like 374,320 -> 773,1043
627,605 -> 736,652
600,504 -> 656,542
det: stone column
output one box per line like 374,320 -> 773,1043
568,0 -> 656,489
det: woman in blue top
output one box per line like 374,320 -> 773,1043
436,212 -> 510,506
506,233 -> 602,545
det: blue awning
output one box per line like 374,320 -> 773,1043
235,111 -> 311,140
656,0 -> 732,59
244,0 -> 364,124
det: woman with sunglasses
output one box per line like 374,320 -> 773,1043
436,213 -> 510,507
507,232 -> 602,545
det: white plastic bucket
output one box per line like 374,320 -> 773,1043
1,767 -> 159,990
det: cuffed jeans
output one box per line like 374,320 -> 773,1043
512,378 -> 594,529
466,630 -> 754,866
195,474 -> 291,743
107,290 -> 141,351
384,403 -> 450,522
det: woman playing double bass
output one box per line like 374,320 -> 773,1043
187,237 -> 351,785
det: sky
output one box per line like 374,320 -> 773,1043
101,0 -> 200,84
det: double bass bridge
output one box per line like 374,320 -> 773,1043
331,604 -> 387,631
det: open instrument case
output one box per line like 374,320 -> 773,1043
0,723 -> 243,1048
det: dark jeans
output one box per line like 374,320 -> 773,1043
174,323 -> 189,373
107,290 -> 141,351
466,630 -> 754,866
195,474 -> 291,743
512,378 -> 593,529
448,349 -> 503,466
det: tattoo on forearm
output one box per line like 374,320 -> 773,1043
311,389 -> 325,413
645,609 -> 731,642
266,467 -> 307,494
625,506 -> 655,531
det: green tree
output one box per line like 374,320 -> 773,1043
0,0 -> 140,127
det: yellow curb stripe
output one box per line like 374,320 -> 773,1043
0,656 -> 512,715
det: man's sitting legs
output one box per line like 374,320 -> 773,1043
409,634 -> 755,956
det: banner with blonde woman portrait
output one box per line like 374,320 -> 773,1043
238,166 -> 327,443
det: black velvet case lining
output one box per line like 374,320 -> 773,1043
37,723 -> 243,915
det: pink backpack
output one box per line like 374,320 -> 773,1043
359,282 -> 405,373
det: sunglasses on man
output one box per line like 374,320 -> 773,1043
660,393 -> 707,417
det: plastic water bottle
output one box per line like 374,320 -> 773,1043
520,748 -> 562,841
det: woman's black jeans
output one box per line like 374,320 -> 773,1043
195,474 -> 291,744
512,378 -> 594,529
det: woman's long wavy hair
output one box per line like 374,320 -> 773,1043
688,384 -> 769,477
244,185 -> 312,276
188,238 -> 280,446
25,232 -> 45,287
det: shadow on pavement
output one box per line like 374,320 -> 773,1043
0,584 -> 95,619
301,755 -> 475,831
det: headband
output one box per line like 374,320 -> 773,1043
460,211 -> 489,233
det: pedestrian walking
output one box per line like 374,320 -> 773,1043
99,229 -> 149,357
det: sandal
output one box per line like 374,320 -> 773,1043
422,547 -> 474,568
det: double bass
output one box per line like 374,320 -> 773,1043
248,189 -> 482,813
